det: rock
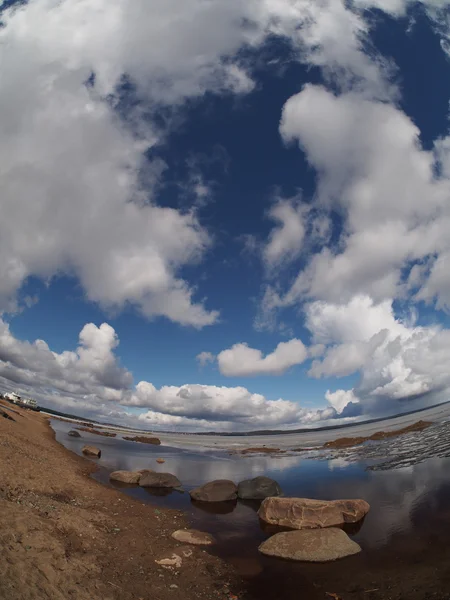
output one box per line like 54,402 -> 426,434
237,476 -> 282,500
109,470 -> 141,484
68,430 -> 81,437
82,445 -> 101,458
156,458 -> 165,464
189,480 -> 237,502
258,528 -> 362,562
123,435 -> 161,445
240,447 -> 286,455
171,529 -> 215,546
155,554 -> 182,569
258,497 -> 370,529
78,427 -> 116,437
139,471 -> 181,488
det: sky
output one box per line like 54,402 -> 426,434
1,0 -> 450,432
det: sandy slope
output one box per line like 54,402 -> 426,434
0,402 -> 241,600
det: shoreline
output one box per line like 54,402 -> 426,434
0,401 -> 243,600
4,401 -> 450,599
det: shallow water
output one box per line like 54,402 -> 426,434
52,418 -> 450,598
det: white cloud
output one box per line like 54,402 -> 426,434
0,319 -> 132,400
0,318 -> 336,431
196,351 -> 215,368
217,339 -> 308,376
325,389 -> 359,414
263,198 -> 306,269
257,84 -> 450,328
0,0 -> 408,327
306,296 -> 450,414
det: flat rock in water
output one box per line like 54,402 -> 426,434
189,480 -> 237,502
259,528 -> 361,562
109,470 -> 141,484
139,471 -> 181,488
258,497 -> 370,529
82,445 -> 101,458
123,435 -> 161,445
172,529 -> 215,546
238,476 -> 282,500
68,430 -> 81,437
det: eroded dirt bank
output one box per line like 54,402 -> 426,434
0,402 -> 241,600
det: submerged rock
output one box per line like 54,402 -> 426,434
68,430 -> 81,437
171,529 -> 215,546
258,528 -> 361,562
82,445 -> 101,458
109,470 -> 141,484
258,497 -> 370,529
139,471 -> 181,488
237,476 -> 282,500
189,480 -> 237,502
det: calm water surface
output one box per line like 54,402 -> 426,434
52,418 -> 450,598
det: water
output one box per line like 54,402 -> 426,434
52,418 -> 450,598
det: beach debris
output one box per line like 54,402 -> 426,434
171,529 -> 215,546
139,471 -> 181,488
155,553 -> 182,569
0,408 -> 15,421
258,497 -> 370,529
82,445 -> 101,458
109,470 -> 141,484
237,476 -> 282,500
189,480 -> 237,503
68,430 -> 81,437
259,528 -> 361,562
156,458 -> 165,463
123,435 -> 161,445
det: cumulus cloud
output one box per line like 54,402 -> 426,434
217,339 -> 308,376
0,319 -> 132,402
263,198 -> 306,269
0,0 -> 398,326
306,296 -> 450,415
196,351 -> 215,368
0,319 -> 336,431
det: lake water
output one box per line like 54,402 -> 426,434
52,417 -> 450,599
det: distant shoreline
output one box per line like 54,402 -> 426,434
41,398 -> 450,437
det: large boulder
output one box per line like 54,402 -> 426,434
238,476 -> 282,500
109,470 -> 141,484
258,528 -> 361,562
171,529 -> 215,546
82,445 -> 101,458
68,430 -> 81,437
139,471 -> 181,488
258,497 -> 370,529
189,480 -> 237,502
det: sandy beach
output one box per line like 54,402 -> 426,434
0,401 -> 241,600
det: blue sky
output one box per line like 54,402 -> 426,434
1,0 -> 450,431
